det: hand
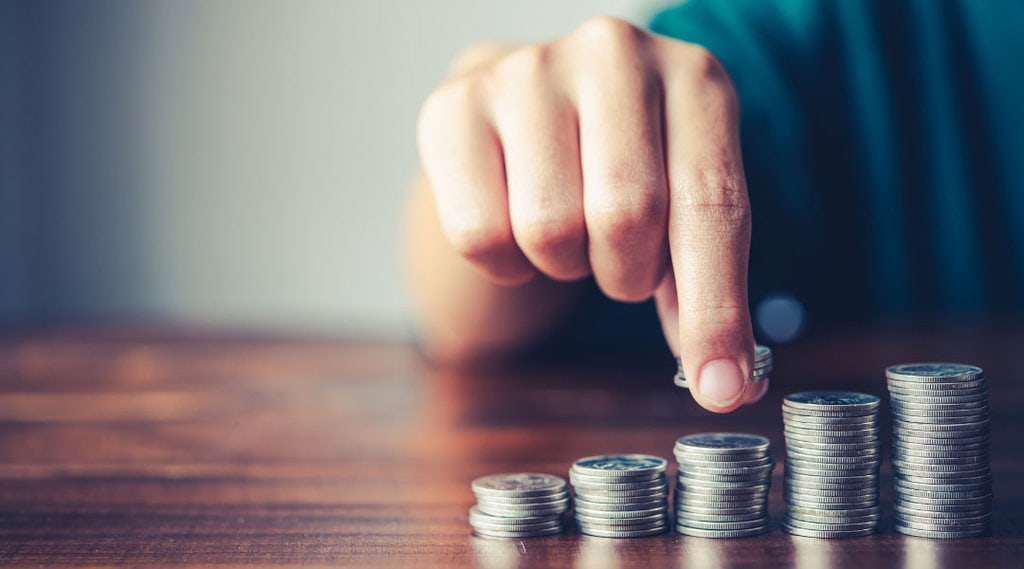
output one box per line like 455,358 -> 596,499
417,17 -> 761,412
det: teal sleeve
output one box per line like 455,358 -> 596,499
647,0 -> 1024,325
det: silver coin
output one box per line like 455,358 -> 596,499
574,512 -> 668,526
895,511 -> 992,527
891,454 -> 990,468
676,455 -> 774,470
475,490 -> 569,505
786,510 -> 880,525
784,391 -> 880,410
573,504 -> 666,519
472,525 -> 565,539
782,433 -> 880,446
783,524 -> 875,538
786,496 -> 878,510
894,502 -> 991,518
476,503 -> 570,517
890,397 -> 989,411
895,518 -> 991,533
578,524 -> 668,538
892,380 -> 987,392
785,452 -> 881,465
569,469 -> 664,485
675,433 -> 771,455
570,476 -> 667,491
469,507 -> 564,529
472,473 -> 567,498
890,388 -> 989,401
677,516 -> 768,531
888,392 -> 990,405
675,502 -> 766,516
783,516 -> 878,532
676,511 -> 767,525
675,524 -> 767,538
891,432 -> 990,446
894,525 -> 989,539
885,363 -> 984,382
572,455 -> 667,478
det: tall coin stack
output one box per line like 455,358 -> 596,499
673,433 -> 773,538
470,473 -> 569,538
887,363 -> 992,538
674,345 -> 773,389
782,391 -> 881,538
570,455 -> 670,537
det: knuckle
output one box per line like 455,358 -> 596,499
571,16 -> 644,53
489,44 -> 552,84
681,300 -> 749,332
685,44 -> 730,84
676,169 -> 751,226
515,211 -> 584,256
418,76 -> 479,136
589,189 -> 666,247
444,218 -> 515,261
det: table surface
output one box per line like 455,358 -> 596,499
1,325 -> 1022,568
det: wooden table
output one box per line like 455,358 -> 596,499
1,325 -> 1022,567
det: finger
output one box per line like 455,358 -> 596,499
653,270 -> 679,355
570,19 -> 670,302
493,46 -> 589,281
656,271 -> 766,405
417,77 -> 536,285
661,44 -> 754,413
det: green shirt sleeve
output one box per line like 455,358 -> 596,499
648,0 -> 1024,325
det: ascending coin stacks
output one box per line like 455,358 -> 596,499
887,363 -> 992,538
673,433 -> 774,537
570,455 -> 670,537
782,391 -> 882,538
470,473 -> 569,538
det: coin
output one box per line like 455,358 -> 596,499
472,473 -> 567,499
674,346 -> 773,389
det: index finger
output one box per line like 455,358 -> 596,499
660,44 -> 755,413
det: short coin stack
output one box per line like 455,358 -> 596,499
887,363 -> 992,538
782,391 -> 881,538
470,473 -> 569,538
674,345 -> 773,389
673,433 -> 773,538
570,455 -> 670,537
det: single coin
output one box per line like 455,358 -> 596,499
571,455 -> 668,479
472,473 -> 567,498
675,524 -> 767,538
577,524 -> 668,538
472,525 -> 565,539
675,433 -> 771,456
894,525 -> 989,539
784,524 -> 875,538
885,363 -> 984,383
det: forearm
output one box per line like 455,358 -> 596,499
403,175 -> 586,365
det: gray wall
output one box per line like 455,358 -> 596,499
0,0 -> 655,334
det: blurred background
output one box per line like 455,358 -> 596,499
0,0 -> 660,336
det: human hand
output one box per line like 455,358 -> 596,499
417,17 -> 760,412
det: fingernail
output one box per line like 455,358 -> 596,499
698,359 -> 746,406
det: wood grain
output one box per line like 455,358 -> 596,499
0,325 -> 1022,567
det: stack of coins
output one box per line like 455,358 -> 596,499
673,433 -> 774,538
782,391 -> 881,538
569,455 -> 670,537
887,363 -> 992,538
674,345 -> 773,389
469,473 -> 569,538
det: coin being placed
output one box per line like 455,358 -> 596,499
674,345 -> 773,389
